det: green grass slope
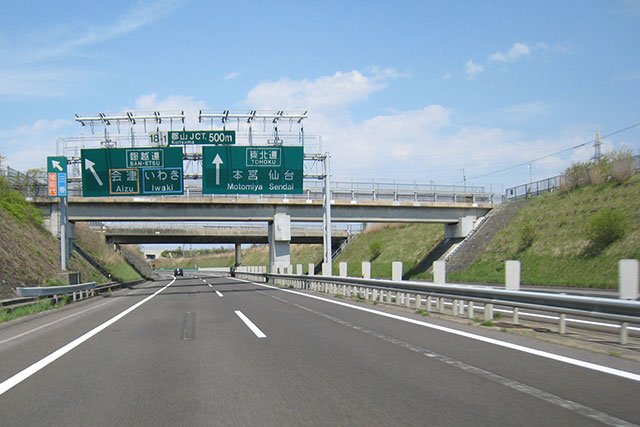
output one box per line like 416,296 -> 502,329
334,223 -> 445,279
75,224 -> 142,282
152,244 -> 324,273
0,176 -> 144,299
0,177 -> 106,298
449,174 -> 640,288
151,224 -> 445,279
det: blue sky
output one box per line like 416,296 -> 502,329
1,0 -> 639,191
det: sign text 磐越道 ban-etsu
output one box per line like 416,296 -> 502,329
80,147 -> 184,197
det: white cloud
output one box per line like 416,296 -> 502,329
132,93 -> 210,128
18,0 -> 184,63
238,69 -> 609,186
0,119 -> 75,171
441,73 -> 452,81
465,60 -> 484,79
367,66 -> 410,80
245,69 -> 402,111
488,42 -> 531,63
224,71 -> 243,81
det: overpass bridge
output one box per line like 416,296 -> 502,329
33,181 -> 495,272
102,224 -> 351,245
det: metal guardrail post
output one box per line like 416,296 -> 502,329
233,270 -> 640,344
16,282 -> 96,298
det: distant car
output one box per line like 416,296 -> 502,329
174,268 -> 183,276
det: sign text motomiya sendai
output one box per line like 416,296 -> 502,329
167,130 -> 235,145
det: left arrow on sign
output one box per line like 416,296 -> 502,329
52,160 -> 63,171
84,159 -> 103,186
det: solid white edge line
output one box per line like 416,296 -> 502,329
234,310 -> 266,338
233,278 -> 640,383
0,279 -> 176,396
0,286 -> 156,346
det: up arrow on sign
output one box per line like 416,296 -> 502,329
52,160 -> 63,171
212,154 -> 224,185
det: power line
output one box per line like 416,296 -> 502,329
465,120 -> 640,181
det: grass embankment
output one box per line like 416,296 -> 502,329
75,224 -> 141,282
0,176 -> 108,298
152,224 -> 445,279
449,174 -> 640,288
152,244 -> 324,273
0,174 -> 141,317
0,296 -> 72,322
334,223 -> 444,279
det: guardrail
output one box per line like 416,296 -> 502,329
232,272 -> 640,344
3,279 -> 147,310
16,282 -> 96,299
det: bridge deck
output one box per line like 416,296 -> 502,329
35,197 -> 493,223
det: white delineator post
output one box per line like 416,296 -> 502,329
339,262 -> 348,277
619,259 -> 639,300
361,262 -> 371,279
506,260 -> 521,324
392,262 -> 403,281
505,260 -> 521,291
433,261 -> 446,284
308,264 -> 315,276
322,263 -> 331,276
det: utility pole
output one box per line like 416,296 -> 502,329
461,168 -> 466,191
323,153 -> 332,268
593,131 -> 602,162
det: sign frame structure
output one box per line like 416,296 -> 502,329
47,156 -> 68,198
149,130 -> 236,146
81,147 -> 184,197
202,146 -> 304,195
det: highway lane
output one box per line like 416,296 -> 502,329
0,274 -> 639,426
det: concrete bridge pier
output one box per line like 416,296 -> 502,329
43,201 -> 61,237
235,243 -> 242,267
445,215 -> 476,239
268,213 -> 291,273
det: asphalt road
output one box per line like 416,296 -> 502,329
0,274 -> 639,426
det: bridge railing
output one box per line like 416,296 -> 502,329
95,221 -> 365,234
179,180 -> 496,204
505,154 -> 640,202
23,179 -> 496,204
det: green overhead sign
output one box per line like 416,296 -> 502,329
149,130 -> 235,146
80,147 -> 183,197
202,146 -> 303,194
